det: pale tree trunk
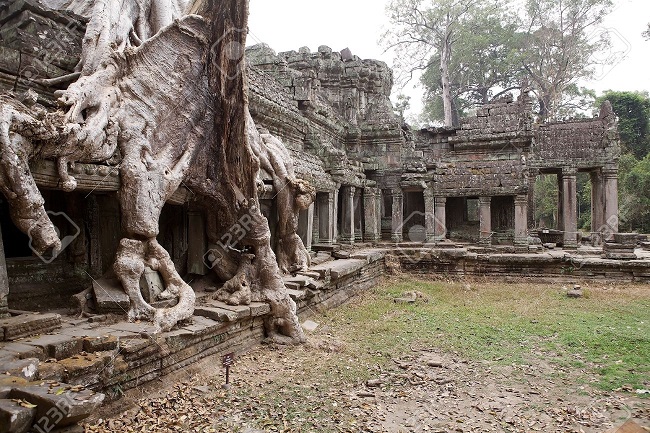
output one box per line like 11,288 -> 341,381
440,25 -> 454,128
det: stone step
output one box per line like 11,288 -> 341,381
0,398 -> 36,433
0,313 -> 62,341
21,334 -> 83,360
9,382 -> 104,429
286,289 -> 307,301
312,244 -> 341,252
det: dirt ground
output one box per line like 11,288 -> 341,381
84,331 -> 649,433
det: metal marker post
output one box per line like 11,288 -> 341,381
223,352 -> 235,388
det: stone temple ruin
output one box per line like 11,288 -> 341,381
0,0 -> 647,430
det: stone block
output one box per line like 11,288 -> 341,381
58,353 -> 106,384
194,306 -> 238,322
0,314 -> 62,341
82,335 -> 119,353
284,281 -> 302,290
324,259 -> 366,280
107,322 -> 157,336
1,342 -> 45,361
207,301 -> 251,320
0,358 -> 39,381
286,289 -> 307,301
23,335 -> 83,360
0,398 -> 36,433
248,302 -> 271,317
10,382 -> 104,428
92,277 -> 130,314
613,233 -> 638,245
37,361 -> 66,381
351,249 -> 385,263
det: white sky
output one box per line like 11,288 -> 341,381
248,0 -> 650,117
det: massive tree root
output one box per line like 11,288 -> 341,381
0,0 -> 307,341
114,238 -> 195,332
253,132 -> 315,274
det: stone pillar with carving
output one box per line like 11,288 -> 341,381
434,197 -> 447,242
0,224 -> 9,318
424,184 -> 436,242
514,194 -> 529,251
479,196 -> 492,245
332,185 -> 340,243
340,186 -> 356,244
317,192 -> 333,244
527,168 -> 538,229
363,188 -> 380,242
391,188 -> 404,243
297,203 -> 314,251
590,169 -> 605,232
603,166 -> 619,236
561,167 -> 578,248
354,188 -> 363,242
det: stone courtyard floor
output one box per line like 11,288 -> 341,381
83,276 -> 650,433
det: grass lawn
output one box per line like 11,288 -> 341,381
326,276 -> 650,392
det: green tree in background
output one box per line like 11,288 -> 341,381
596,91 -> 650,159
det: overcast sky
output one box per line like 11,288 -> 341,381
248,0 -> 650,116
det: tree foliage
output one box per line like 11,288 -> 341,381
518,0 -> 613,120
385,0 -> 616,124
596,91 -> 650,159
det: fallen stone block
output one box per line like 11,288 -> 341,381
92,277 -> 130,314
1,343 -> 46,361
0,398 -> 36,433
301,320 -> 319,332
10,382 -> 104,428
333,251 -> 351,259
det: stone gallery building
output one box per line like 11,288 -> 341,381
0,2 -> 621,316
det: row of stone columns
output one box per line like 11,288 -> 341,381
558,166 -> 618,248
388,188 -> 529,247
313,185 -> 382,245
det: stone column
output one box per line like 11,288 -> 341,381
375,189 -> 382,241
527,168 -> 538,228
340,186 -> 355,244
187,210 -> 207,275
318,192 -> 334,244
297,203 -> 314,251
603,166 -> 619,236
479,196 -> 492,245
391,188 -> 404,242
363,188 -> 380,242
561,167 -> 578,248
332,185 -> 339,243
434,197 -> 447,241
590,169 -> 605,232
514,194 -> 529,250
424,184 -> 436,242
557,172 -> 564,231
0,224 -> 9,317
354,188 -> 363,242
